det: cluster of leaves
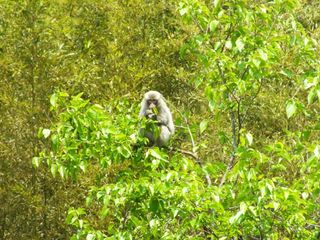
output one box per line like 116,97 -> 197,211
2,0 -> 320,238
34,93 -> 216,239
176,0 -> 320,238
33,0 -> 320,239
34,91 -> 320,239
0,0 -> 191,238
33,92 -> 137,179
179,0 -> 317,125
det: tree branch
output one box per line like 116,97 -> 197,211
171,108 -> 212,186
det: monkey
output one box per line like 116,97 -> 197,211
139,90 -> 174,147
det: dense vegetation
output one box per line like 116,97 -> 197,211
1,0 -> 320,239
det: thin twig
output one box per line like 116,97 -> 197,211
170,147 -> 198,162
219,153 -> 235,187
189,12 -> 239,187
186,119 -> 196,151
184,116 -> 212,186
216,60 -> 239,187
171,107 -> 212,186
237,99 -> 242,146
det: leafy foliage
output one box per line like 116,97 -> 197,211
35,93 -> 217,239
2,0 -> 320,239
33,90 -> 320,239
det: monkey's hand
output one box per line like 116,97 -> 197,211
146,109 -> 157,120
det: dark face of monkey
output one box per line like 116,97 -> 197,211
146,99 -> 158,120
147,99 -> 158,109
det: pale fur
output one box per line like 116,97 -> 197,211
139,91 -> 174,146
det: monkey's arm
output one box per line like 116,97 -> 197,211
157,111 -> 174,134
157,114 -> 169,126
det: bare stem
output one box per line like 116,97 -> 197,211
172,108 -> 212,186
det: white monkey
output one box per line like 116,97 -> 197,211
139,91 -> 174,146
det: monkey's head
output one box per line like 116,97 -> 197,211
144,90 -> 162,110
140,90 -> 168,120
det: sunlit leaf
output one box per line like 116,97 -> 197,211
258,49 -> 268,61
200,120 -> 208,134
179,7 -> 188,16
286,100 -> 297,118
252,58 -> 260,67
42,128 -> 51,138
209,20 -> 219,32
246,133 -> 253,145
86,234 -> 95,240
79,161 -> 86,172
301,192 -> 309,199
147,148 -> 167,161
50,93 -> 58,107
314,145 -> 320,159
117,146 -> 131,158
32,157 -> 40,168
307,89 -> 316,104
236,38 -> 245,52
58,165 -> 65,178
50,164 -> 57,177
213,0 -> 221,8
225,40 -> 232,49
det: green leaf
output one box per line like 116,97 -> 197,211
272,201 -> 280,210
280,69 -> 294,78
307,89 -> 316,104
213,0 -> 222,8
209,20 -> 219,32
100,206 -> 109,218
79,161 -> 86,172
286,100 -> 297,118
229,202 -> 247,224
314,145 -> 320,159
225,40 -> 232,50
149,219 -> 157,228
42,128 -> 51,138
59,165 -> 65,178
147,148 -> 167,162
284,189 -> 289,200
50,93 -> 58,107
304,77 -> 317,89
246,133 -> 253,145
86,234 -> 95,240
252,58 -> 260,67
200,120 -> 208,134
266,182 -> 274,193
301,192 -> 308,199
78,219 -> 84,228
96,191 -> 105,201
51,134 -> 59,151
179,7 -> 188,16
316,88 -> 320,102
229,211 -> 242,224
32,157 -> 40,168
166,172 -> 172,181
258,49 -> 268,61
249,206 -> 257,216
149,198 -> 160,213
117,146 -> 131,158
235,38 -> 245,52
50,164 -> 57,177
173,209 -> 179,218
214,41 -> 222,51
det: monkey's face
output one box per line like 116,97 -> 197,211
147,99 -> 159,118
144,91 -> 161,116
147,99 -> 158,109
